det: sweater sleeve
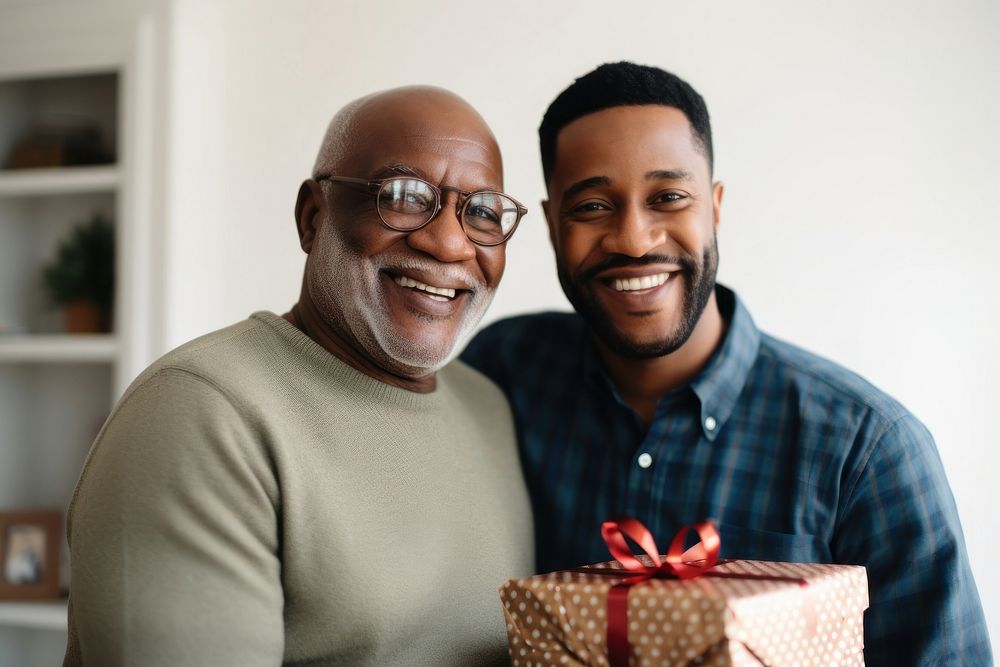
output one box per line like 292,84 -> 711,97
832,414 -> 992,665
64,368 -> 284,667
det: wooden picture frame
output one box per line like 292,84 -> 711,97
0,510 -> 62,600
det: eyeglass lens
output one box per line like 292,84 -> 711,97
376,178 -> 518,245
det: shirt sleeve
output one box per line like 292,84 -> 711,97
832,413 -> 992,665
65,368 -> 284,666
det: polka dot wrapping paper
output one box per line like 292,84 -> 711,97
500,557 -> 868,666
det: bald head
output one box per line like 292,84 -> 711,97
312,86 -> 501,180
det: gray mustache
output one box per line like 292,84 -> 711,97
376,254 -> 484,292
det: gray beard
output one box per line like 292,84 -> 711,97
307,217 -> 494,378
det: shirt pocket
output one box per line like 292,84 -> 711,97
715,523 -> 831,563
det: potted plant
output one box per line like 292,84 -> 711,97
41,213 -> 115,333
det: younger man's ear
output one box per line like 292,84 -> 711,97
712,181 -> 725,231
294,179 -> 324,253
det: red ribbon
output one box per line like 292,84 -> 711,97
598,516 -> 809,667
602,516 -> 721,666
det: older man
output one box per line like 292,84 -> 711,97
462,62 -> 992,664
65,87 -> 533,665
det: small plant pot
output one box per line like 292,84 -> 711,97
65,300 -> 106,334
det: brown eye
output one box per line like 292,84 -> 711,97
565,200 -> 612,221
650,191 -> 689,208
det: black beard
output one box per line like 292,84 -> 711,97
556,236 -> 719,360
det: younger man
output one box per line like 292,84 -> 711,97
463,62 -> 991,664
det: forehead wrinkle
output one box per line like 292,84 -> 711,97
404,138 -> 503,188
409,134 -> 501,166
404,133 -> 495,148
368,163 -> 425,179
367,152 -> 501,188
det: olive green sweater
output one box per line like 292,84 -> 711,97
64,312 -> 533,666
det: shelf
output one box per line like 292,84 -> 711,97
0,600 -> 68,631
0,166 -> 119,197
0,334 -> 117,362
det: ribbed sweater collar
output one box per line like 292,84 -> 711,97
249,311 -> 449,411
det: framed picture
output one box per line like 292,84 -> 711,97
0,510 -> 61,600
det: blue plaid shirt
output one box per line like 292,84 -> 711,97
462,285 -> 991,665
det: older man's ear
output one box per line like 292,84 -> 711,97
294,179 -> 324,253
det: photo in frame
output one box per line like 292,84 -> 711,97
0,510 -> 62,600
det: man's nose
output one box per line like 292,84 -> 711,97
599,203 -> 668,257
405,197 -> 477,263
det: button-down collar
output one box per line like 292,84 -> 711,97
688,286 -> 761,441
582,284 -> 760,441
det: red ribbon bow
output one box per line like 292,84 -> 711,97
601,516 -> 722,666
602,515 -> 721,581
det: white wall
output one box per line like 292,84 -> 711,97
165,0 -> 1000,650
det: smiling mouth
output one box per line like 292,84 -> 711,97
609,272 -> 672,292
393,275 -> 458,301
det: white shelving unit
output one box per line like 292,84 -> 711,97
0,93 -> 120,661
0,5 -> 165,665
0,73 -> 121,651
0,46 -> 147,667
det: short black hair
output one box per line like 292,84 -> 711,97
539,61 -> 713,184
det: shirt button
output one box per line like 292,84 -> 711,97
705,416 -> 717,431
637,453 -> 653,469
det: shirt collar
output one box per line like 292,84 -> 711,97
689,284 -> 760,441
582,284 -> 761,441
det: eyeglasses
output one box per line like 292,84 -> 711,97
315,174 -> 527,247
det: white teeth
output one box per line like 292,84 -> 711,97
613,272 -> 671,292
393,275 -> 457,299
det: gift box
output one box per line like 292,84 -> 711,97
500,518 -> 868,666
